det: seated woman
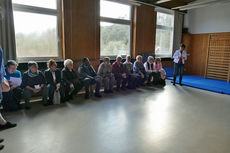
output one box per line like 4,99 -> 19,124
144,56 -> 160,85
2,60 -> 22,111
133,55 -> 147,86
21,61 -> 48,109
61,59 -> 82,101
44,59 -> 62,104
154,58 -> 166,86
98,57 -> 114,94
78,57 -> 102,98
123,56 -> 137,89
112,56 -> 127,91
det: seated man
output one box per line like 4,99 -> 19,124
21,61 -> 48,109
133,55 -> 147,86
98,57 -> 114,94
144,56 -> 160,85
112,56 -> 127,91
45,59 -> 62,104
61,59 -> 83,101
78,57 -> 102,98
123,56 -> 137,89
2,60 -> 22,111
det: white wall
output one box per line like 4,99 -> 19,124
184,2 -> 230,34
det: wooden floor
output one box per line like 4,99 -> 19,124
1,80 -> 230,153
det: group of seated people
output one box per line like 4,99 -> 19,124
1,55 -> 166,111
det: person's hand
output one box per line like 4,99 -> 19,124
10,85 -> 17,91
141,73 -> 144,79
56,83 -> 60,91
7,80 -> 12,84
96,77 -> 101,82
122,73 -> 126,78
70,83 -> 74,89
33,88 -> 39,93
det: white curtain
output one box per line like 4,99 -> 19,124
0,0 -> 16,62
172,11 -> 183,55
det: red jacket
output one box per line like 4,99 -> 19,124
112,61 -> 125,75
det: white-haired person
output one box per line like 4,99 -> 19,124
61,59 -> 83,101
133,55 -> 147,86
98,57 -> 115,93
112,55 -> 127,91
154,57 -> 166,86
21,61 -> 48,109
144,56 -> 160,85
123,55 -> 137,89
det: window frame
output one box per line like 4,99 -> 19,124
155,10 -> 174,58
100,0 -> 133,59
12,0 -> 63,63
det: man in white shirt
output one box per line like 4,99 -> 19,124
172,44 -> 188,86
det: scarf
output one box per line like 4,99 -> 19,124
28,70 -> 39,77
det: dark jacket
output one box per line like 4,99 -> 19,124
44,69 -> 61,86
112,61 -> 125,75
21,70 -> 46,88
61,67 -> 78,86
78,64 -> 97,80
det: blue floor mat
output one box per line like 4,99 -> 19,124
167,75 -> 230,95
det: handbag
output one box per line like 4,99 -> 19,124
53,90 -> 61,104
1,78 -> 10,92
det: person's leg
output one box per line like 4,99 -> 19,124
179,64 -> 184,85
147,72 -> 153,84
83,78 -> 91,99
114,74 -> 122,91
95,77 -> 102,96
13,88 -> 23,108
23,88 -> 33,109
103,77 -> 109,93
48,85 -> 55,104
121,77 -> 127,89
135,73 -> 142,87
109,76 -> 115,92
41,86 -> 48,105
153,72 -> 160,85
0,112 -> 17,130
173,63 -> 179,85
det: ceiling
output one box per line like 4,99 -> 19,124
136,0 -> 196,9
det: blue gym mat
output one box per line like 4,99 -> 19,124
167,75 -> 230,95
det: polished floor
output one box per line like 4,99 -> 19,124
1,81 -> 230,153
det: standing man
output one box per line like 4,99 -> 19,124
172,44 -> 188,86
0,47 -> 17,150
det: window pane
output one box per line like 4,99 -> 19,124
12,0 -> 57,9
100,0 -> 131,20
157,12 -> 174,27
13,11 -> 58,57
101,22 -> 130,56
155,29 -> 173,56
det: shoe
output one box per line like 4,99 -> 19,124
0,144 -> 4,150
94,93 -> 102,98
179,83 -> 183,86
121,87 -> 126,91
0,139 -> 4,143
0,122 -> 17,131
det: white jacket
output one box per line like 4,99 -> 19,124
173,50 -> 187,64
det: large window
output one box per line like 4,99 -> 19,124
155,12 -> 174,57
12,0 -> 62,61
100,0 -> 132,57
